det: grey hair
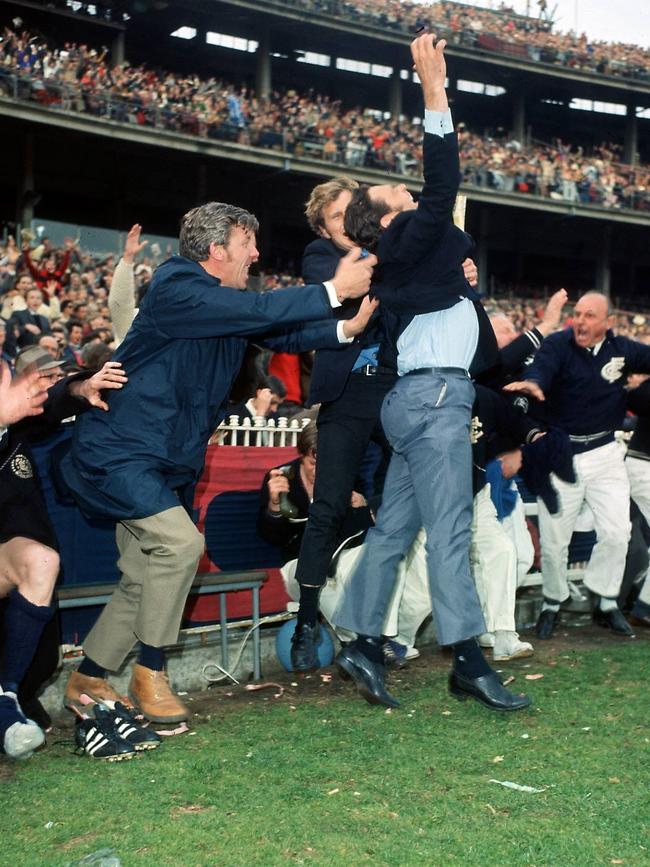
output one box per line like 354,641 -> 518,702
179,202 -> 259,262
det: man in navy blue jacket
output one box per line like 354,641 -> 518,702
61,201 -> 375,725
506,291 -> 650,639
328,34 -> 529,713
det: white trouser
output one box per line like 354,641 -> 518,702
282,531 -> 431,646
470,486 -> 518,632
625,456 -> 650,606
501,492 -> 535,586
537,441 -> 631,602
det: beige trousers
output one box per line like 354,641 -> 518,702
83,506 -> 204,671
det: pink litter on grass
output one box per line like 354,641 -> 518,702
245,682 -> 284,699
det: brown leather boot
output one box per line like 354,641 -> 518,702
65,671 -> 133,712
128,663 -> 188,723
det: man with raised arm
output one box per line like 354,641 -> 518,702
328,34 -> 530,712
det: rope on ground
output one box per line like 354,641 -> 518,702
201,612 -> 293,685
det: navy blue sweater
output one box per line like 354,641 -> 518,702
525,328 -> 650,451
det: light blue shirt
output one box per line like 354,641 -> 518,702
424,108 -> 455,138
397,298 -> 479,375
396,107 -> 478,375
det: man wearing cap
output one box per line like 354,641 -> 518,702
0,350 -> 127,758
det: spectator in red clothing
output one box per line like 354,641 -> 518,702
22,238 -> 73,294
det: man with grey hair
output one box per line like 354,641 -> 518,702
61,201 -> 375,730
506,291 -> 650,640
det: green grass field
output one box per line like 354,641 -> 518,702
3,634 -> 649,867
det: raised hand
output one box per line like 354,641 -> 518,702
0,362 -> 48,425
538,288 -> 568,336
123,224 -> 149,265
411,32 -> 448,112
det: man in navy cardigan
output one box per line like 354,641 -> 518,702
329,33 -> 529,712
506,292 -> 650,640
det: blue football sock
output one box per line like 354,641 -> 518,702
452,638 -> 492,679
0,590 -> 54,694
138,644 -> 165,671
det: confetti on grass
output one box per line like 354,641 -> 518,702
489,779 -> 547,793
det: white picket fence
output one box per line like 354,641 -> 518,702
210,415 -> 312,447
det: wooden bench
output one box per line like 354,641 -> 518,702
56,570 -> 269,679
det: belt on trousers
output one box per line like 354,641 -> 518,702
568,430 -> 613,444
402,366 -> 469,377
351,364 -> 397,376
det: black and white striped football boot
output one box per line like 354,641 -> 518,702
74,708 -> 136,762
101,702 -> 161,751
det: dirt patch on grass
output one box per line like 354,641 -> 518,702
39,620 -> 650,737
170,804 -> 216,818
0,760 -> 16,782
57,832 -> 99,852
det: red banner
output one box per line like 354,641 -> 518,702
184,444 -> 297,623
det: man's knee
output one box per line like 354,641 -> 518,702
8,540 -> 59,602
166,523 -> 204,565
596,521 -> 631,550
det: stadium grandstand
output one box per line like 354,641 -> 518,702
1,0 -> 650,300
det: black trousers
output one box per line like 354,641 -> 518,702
295,370 -> 395,587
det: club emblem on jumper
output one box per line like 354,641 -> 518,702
11,454 -> 33,479
470,416 -> 483,445
600,357 -> 625,383
513,395 -> 530,414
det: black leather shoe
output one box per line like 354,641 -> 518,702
290,623 -> 320,671
593,607 -> 636,637
449,670 -> 531,712
536,608 -> 559,640
335,647 -> 401,708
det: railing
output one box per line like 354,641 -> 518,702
210,415 -> 312,447
2,70 -> 650,215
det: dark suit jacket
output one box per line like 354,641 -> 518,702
302,238 -> 396,404
302,238 -> 392,405
373,131 -> 497,377
9,309 -> 52,346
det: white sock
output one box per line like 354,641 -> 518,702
599,597 -> 618,612
542,602 -> 560,613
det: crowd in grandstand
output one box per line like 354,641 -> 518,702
2,27 -> 650,767
1,22 -> 650,213
3,229 -> 650,366
280,0 -> 650,81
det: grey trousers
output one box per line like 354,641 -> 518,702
332,369 -> 486,647
83,506 -> 204,671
